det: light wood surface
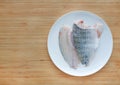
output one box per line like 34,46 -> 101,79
0,0 -> 120,85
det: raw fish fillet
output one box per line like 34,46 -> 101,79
72,20 -> 103,66
59,26 -> 80,68
59,20 -> 103,68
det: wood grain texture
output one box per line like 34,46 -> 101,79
0,0 -> 120,85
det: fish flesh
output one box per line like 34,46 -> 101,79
59,26 -> 80,68
59,20 -> 103,68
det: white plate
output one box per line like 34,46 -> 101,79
47,11 -> 113,76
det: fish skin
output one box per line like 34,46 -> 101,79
72,24 -> 99,66
59,26 -> 80,69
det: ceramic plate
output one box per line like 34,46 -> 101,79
47,11 -> 113,76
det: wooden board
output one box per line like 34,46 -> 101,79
0,0 -> 120,85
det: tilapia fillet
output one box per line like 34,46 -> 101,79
59,26 -> 80,68
59,20 -> 103,68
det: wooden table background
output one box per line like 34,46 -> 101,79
0,0 -> 120,85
